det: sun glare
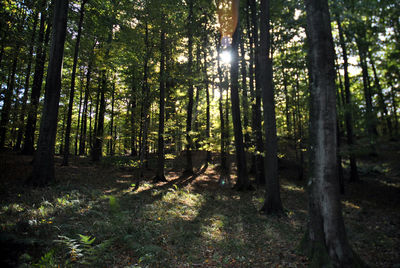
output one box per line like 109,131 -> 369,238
220,50 -> 232,64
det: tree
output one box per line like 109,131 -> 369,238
27,0 -> 69,186
228,0 -> 250,190
62,0 -> 88,165
299,0 -> 363,266
154,23 -> 167,182
259,0 -> 283,215
185,0 -> 194,174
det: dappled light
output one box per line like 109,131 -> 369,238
0,0 -> 399,266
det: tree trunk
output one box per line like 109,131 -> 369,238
74,75 -> 84,156
259,0 -> 283,214
249,0 -> 265,185
369,54 -> 393,136
15,11 -> 39,151
217,44 -> 229,184
0,46 -> 19,149
336,15 -> 359,182
79,43 -> 94,155
155,27 -> 167,182
108,80 -> 115,156
300,0 -> 362,266
357,37 -> 378,139
92,71 -> 107,161
62,0 -> 87,165
230,2 -> 250,190
204,35 -> 211,164
239,26 -> 250,148
22,3 -> 52,155
185,0 -> 194,174
28,0 -> 69,186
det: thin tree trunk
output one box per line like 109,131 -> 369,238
74,75 -> 83,156
230,2 -> 250,190
22,0 -> 49,155
240,26 -> 250,148
204,35 -> 211,164
62,0 -> 87,165
92,70 -> 107,161
185,0 -> 194,174
109,80 -> 115,156
0,46 -> 19,149
155,27 -> 167,182
79,43 -> 94,155
15,11 -> 39,150
249,0 -> 265,185
369,54 -> 392,136
217,44 -> 229,184
28,0 -> 69,186
336,15 -> 359,182
259,0 -> 283,214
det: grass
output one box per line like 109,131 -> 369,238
0,142 -> 399,267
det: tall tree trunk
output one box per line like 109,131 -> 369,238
130,73 -> 137,156
155,27 -> 167,182
259,0 -> 283,214
62,0 -> 87,165
139,22 -> 150,176
230,1 -> 250,190
217,45 -> 229,184
28,0 -> 69,186
300,0 -> 362,266
336,15 -> 359,182
249,0 -> 265,185
369,54 -> 393,136
92,71 -> 107,161
0,46 -> 19,149
388,82 -> 399,135
79,44 -> 94,155
15,11 -> 39,151
108,80 -> 115,156
185,0 -> 194,174
74,75 -> 83,156
239,26 -> 250,148
22,3 -> 52,155
357,37 -> 378,139
92,26 -> 112,161
204,35 -> 211,164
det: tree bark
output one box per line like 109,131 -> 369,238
28,0 -> 69,186
259,0 -> 283,214
300,0 -> 362,266
62,0 -> 87,165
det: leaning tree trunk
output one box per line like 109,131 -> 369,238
300,0 -> 363,266
28,0 -> 69,186
259,0 -> 283,214
62,0 -> 87,165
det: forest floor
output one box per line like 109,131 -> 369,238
0,141 -> 399,267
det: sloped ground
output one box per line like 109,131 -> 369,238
0,142 -> 399,267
